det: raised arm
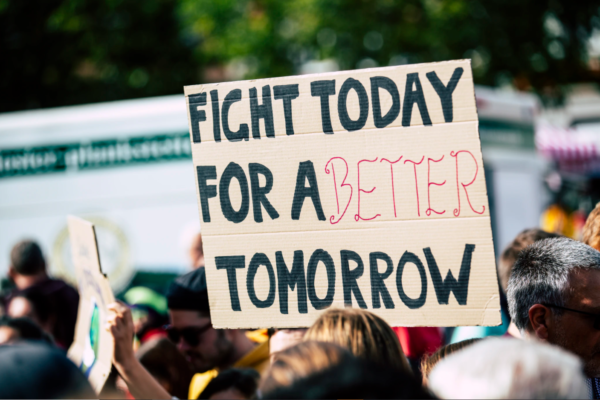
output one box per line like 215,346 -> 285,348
106,302 -> 173,400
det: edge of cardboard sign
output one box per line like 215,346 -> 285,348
66,215 -> 115,394
184,59 -> 501,328
183,58 -> 471,95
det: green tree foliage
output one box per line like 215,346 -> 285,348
1,0 -> 599,112
0,0 -> 198,111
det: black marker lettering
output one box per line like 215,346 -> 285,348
423,244 -> 474,305
249,85 -> 275,139
396,251 -> 428,309
369,252 -> 395,309
188,92 -> 206,143
340,250 -> 367,308
338,78 -> 369,132
222,89 -> 249,142
276,250 -> 307,314
210,90 -> 221,142
249,163 -> 279,223
291,161 -> 326,221
196,166 -> 217,223
307,249 -> 336,310
219,162 -> 250,223
247,253 -> 276,309
370,76 -> 400,128
426,67 -> 464,123
311,80 -> 336,134
402,73 -> 432,127
216,255 -> 245,311
274,84 -> 300,136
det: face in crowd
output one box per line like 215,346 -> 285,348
535,268 -> 600,377
168,310 -> 235,373
508,237 -> 600,377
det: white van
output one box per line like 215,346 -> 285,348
0,95 -> 198,292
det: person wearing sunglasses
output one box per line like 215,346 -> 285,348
107,267 -> 269,399
507,237 -> 600,399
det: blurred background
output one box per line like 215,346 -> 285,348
1,0 -> 600,296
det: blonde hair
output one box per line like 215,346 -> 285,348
420,338 -> 480,382
304,308 -> 410,372
260,341 -> 351,394
583,203 -> 600,251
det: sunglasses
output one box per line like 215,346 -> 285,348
543,304 -> 600,330
165,324 -> 212,347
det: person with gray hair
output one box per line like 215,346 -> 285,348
428,338 -> 588,399
507,237 -> 600,397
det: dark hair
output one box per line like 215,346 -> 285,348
14,291 -> 53,325
198,368 -> 260,399
0,343 -> 95,399
10,240 -> 46,276
507,237 -> 600,330
262,356 -> 433,399
420,338 -> 480,379
136,338 -> 194,400
0,316 -> 54,344
498,229 -> 560,292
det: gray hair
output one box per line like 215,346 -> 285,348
428,338 -> 588,399
507,237 -> 600,330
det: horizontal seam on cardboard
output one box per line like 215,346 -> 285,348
201,215 -> 490,238
187,120 -> 479,145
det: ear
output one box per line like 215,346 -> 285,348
528,304 -> 551,340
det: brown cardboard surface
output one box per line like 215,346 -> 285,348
66,216 -> 115,394
185,59 -> 500,328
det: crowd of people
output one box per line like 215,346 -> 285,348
3,202 -> 600,398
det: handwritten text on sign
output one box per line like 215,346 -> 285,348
185,60 -> 500,328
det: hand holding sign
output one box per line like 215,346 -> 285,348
105,301 -> 173,400
106,302 -> 135,367
185,60 -> 500,329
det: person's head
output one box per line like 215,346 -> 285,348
166,267 -> 246,373
507,237 -> 600,376
583,202 -> 600,251
261,341 -> 353,394
0,342 -> 95,398
7,292 -> 55,336
428,338 -> 588,399
420,338 -> 480,385
8,240 -> 46,282
189,233 -> 204,269
304,308 -> 410,372
268,328 -> 307,362
198,368 -> 259,400
136,338 -> 194,399
262,351 -> 432,399
124,287 -> 168,341
0,316 -> 54,345
498,228 -> 560,293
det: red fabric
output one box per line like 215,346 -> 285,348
140,327 -> 167,344
393,327 -> 444,359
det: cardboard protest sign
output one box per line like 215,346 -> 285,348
67,216 -> 115,394
185,59 -> 500,328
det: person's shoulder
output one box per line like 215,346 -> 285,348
234,338 -> 270,373
189,370 -> 219,400
31,278 -> 79,300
